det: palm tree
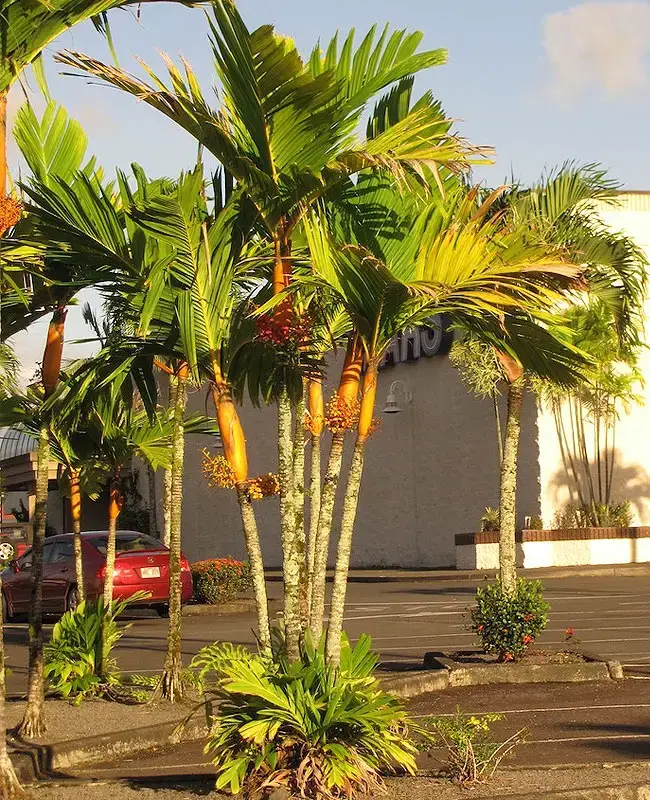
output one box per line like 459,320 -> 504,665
492,166 -> 646,593
56,0 -> 490,660
297,180 -> 589,665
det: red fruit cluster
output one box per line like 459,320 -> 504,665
325,396 -> 360,433
247,473 -> 280,500
0,196 -> 22,237
256,311 -> 311,347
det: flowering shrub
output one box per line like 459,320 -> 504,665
191,558 -> 252,605
470,578 -> 550,662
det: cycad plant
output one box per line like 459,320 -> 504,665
189,634 -> 419,799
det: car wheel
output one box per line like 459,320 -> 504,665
154,604 -> 169,618
66,585 -> 80,614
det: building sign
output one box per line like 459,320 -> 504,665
379,314 -> 453,369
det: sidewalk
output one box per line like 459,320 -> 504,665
265,562 -> 650,582
21,678 -> 650,792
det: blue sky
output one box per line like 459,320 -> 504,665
8,0 -> 650,373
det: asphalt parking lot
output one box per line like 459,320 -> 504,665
4,573 -> 650,693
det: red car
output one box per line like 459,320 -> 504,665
2,530 -> 193,619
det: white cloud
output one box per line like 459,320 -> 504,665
543,2 -> 650,102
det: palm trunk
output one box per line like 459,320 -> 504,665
292,388 -> 308,630
17,425 -> 49,739
100,473 -> 121,678
160,369 -> 187,701
211,383 -> 270,653
309,336 -> 363,643
162,377 -> 178,547
70,470 -> 84,603
0,572 -> 22,797
306,434 -> 321,617
498,380 -> 524,594
309,432 -> 344,643
493,393 -> 504,465
278,387 -> 301,662
306,379 -> 323,615
0,90 -> 6,200
326,363 -> 378,666
0,89 -> 24,793
103,474 -> 122,607
146,464 -> 159,539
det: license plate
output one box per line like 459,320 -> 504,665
140,567 -> 160,578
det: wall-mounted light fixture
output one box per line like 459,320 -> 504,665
382,380 -> 413,414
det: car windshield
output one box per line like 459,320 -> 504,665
89,534 -> 161,556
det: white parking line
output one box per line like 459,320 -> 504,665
530,734 -> 650,744
413,703 -> 650,718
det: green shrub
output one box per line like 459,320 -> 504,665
552,501 -> 632,529
479,507 -> 500,532
44,593 -> 148,703
188,633 -> 419,799
191,557 -> 251,604
421,710 -> 524,783
470,579 -> 549,662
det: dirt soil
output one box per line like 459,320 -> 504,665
448,649 -> 586,665
6,698 -> 193,745
30,764 -> 650,800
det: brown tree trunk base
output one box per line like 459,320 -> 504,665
0,755 -> 24,799
14,701 -> 46,740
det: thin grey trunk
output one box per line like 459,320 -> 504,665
70,471 -> 84,603
72,516 -> 84,604
326,436 -> 367,666
309,431 -> 345,644
160,373 -> 187,702
493,393 -> 504,466
292,390 -> 307,629
162,467 -> 172,547
147,463 -> 159,539
278,388 -> 300,662
235,485 -> 271,654
17,425 -> 49,739
306,432 -> 321,618
499,381 -> 524,594
162,378 -> 177,547
100,473 -> 120,678
0,575 -> 22,796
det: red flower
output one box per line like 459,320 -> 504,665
477,624 -> 484,632
564,627 -> 575,638
523,635 -> 533,644
503,653 -> 514,662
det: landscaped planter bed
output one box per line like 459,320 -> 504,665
422,649 -> 621,687
456,527 -> 650,570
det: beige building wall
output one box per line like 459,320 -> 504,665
538,193 -> 650,527
178,342 -> 541,568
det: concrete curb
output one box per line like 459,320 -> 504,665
490,783 -> 650,799
9,714 -> 209,784
264,564 -> 650,583
183,598 -> 281,616
382,651 -> 623,698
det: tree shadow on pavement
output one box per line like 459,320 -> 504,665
566,722 -> 650,759
125,776 -> 222,795
387,586 -> 478,596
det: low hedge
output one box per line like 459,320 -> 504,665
191,557 -> 252,605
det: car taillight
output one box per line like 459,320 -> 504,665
97,565 -> 120,580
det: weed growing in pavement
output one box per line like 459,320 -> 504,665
470,578 -> 549,661
420,710 -> 525,783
